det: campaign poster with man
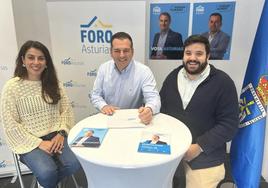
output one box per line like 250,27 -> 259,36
192,2 -> 236,60
150,3 -> 190,60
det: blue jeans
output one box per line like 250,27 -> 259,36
20,132 -> 81,188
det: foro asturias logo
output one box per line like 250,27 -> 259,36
61,57 -> 84,66
87,69 -> 97,77
80,16 -> 113,54
0,65 -> 8,71
63,80 -> 86,88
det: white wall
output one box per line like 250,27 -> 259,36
12,0 -> 51,51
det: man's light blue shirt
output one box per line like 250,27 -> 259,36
90,59 -> 161,114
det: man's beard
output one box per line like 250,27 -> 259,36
183,60 -> 208,75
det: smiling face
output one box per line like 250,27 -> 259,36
111,38 -> 134,71
183,42 -> 209,76
22,47 -> 47,81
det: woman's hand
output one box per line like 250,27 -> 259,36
50,134 -> 65,154
38,140 -> 53,154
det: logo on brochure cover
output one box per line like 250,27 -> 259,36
61,57 -> 84,66
239,79 -> 267,128
80,16 -> 112,54
195,5 -> 205,15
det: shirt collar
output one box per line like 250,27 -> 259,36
113,59 -> 134,73
209,31 -> 219,37
160,29 -> 169,36
182,64 -> 211,81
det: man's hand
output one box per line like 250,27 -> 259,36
50,134 -> 65,154
138,107 -> 153,125
184,144 -> 202,162
101,105 -> 119,115
38,140 -> 53,154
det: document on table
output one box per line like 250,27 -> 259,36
107,109 -> 146,128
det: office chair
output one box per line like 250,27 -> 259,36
12,153 -> 80,188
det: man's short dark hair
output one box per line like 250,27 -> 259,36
210,12 -> 222,22
159,12 -> 171,22
183,35 -> 210,55
111,32 -> 133,49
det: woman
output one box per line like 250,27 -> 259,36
1,41 -> 81,188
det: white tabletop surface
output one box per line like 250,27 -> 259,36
68,109 -> 192,169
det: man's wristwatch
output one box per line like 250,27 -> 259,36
57,130 -> 67,137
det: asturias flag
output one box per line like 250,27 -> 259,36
230,1 -> 268,188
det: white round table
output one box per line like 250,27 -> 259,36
68,110 -> 192,188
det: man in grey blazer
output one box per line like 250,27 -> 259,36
201,12 -> 230,60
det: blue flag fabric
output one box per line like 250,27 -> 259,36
230,1 -> 268,188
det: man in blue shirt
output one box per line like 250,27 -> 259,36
90,32 -> 160,124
